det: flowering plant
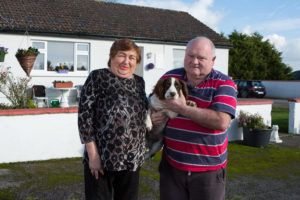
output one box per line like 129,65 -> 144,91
15,47 -> 39,56
0,66 -> 32,108
238,111 -> 269,131
0,46 -> 8,54
55,64 -> 69,72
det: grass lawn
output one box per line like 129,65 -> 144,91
1,141 -> 300,200
0,106 -> 295,199
272,106 -> 289,133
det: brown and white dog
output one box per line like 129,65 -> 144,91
145,77 -> 196,158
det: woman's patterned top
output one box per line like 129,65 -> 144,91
78,68 -> 148,171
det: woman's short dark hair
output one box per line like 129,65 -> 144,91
108,38 -> 141,67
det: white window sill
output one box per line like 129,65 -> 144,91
30,71 -> 89,77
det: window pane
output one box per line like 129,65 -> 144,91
77,55 -> 88,71
77,44 -> 88,51
32,42 -> 45,49
173,49 -> 185,68
33,53 -> 44,70
47,42 -> 74,71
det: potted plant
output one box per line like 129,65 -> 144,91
53,80 -> 73,88
55,64 -> 69,73
0,46 -> 8,62
15,47 -> 40,77
238,111 -> 272,147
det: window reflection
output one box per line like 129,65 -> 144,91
77,55 -> 88,71
48,42 -> 74,71
33,53 -> 44,70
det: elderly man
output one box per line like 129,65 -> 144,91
151,36 -> 237,200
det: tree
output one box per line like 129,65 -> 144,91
228,30 -> 293,80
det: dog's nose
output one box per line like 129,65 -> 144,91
169,92 -> 176,97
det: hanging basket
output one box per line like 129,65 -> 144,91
16,54 -> 37,77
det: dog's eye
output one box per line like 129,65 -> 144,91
175,82 -> 181,89
165,82 -> 171,88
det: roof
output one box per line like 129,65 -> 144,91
0,0 -> 231,47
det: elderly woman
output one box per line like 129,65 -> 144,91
78,38 -> 148,200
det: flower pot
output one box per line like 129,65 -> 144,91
243,127 -> 272,147
57,69 -> 69,74
53,82 -> 73,88
16,54 -> 38,76
0,53 -> 5,62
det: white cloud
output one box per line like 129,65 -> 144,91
258,18 -> 300,32
282,38 -> 300,71
242,25 -> 252,35
263,34 -> 287,51
122,0 -> 225,32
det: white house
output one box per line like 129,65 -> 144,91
0,0 -> 231,104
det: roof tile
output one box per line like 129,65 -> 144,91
0,0 -> 231,46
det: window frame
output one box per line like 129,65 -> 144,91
30,40 -> 90,77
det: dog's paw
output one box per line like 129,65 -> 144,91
145,116 -> 153,132
186,100 -> 197,107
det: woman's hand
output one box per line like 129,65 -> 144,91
150,109 -> 168,126
88,153 -> 104,179
86,141 -> 104,179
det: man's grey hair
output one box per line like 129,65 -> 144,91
186,36 -> 216,57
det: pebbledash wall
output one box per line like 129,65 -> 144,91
0,100 -> 280,164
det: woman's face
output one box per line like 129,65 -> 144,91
110,50 -> 138,79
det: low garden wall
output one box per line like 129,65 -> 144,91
0,107 -> 84,163
289,98 -> 300,134
226,100 -> 273,141
0,100 -> 274,163
262,80 -> 300,99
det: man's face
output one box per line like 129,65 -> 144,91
184,39 -> 216,82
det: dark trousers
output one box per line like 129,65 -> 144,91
159,157 -> 226,200
84,164 -> 140,200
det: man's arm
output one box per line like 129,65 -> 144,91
162,94 -> 232,131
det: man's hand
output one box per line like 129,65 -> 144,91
161,92 -> 187,115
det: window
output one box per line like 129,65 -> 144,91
32,41 -> 89,74
173,49 -> 185,68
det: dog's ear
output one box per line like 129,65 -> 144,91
179,79 -> 189,99
153,79 -> 165,99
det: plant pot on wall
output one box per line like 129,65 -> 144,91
16,54 -> 37,77
243,127 -> 272,147
53,82 -> 73,88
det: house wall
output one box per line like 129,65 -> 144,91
0,33 -> 229,103
262,80 -> 300,99
289,99 -> 300,134
0,100 -> 272,163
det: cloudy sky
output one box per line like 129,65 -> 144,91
119,0 -> 300,72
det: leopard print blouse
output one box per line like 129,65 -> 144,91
78,68 -> 148,171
